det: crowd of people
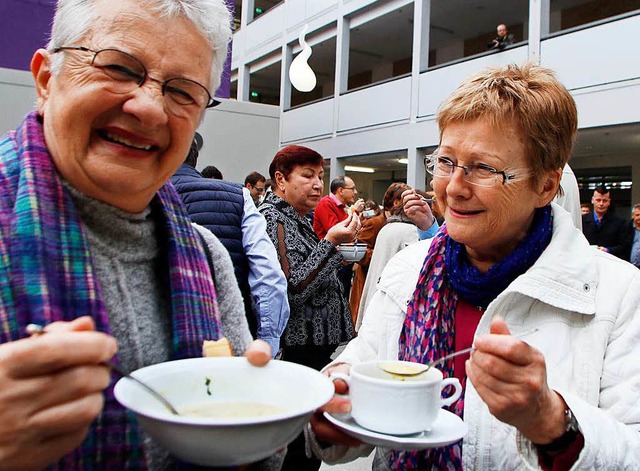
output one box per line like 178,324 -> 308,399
0,0 -> 638,470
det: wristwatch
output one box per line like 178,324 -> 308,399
564,407 -> 579,433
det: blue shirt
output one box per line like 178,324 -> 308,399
631,228 -> 640,268
241,189 -> 291,356
417,218 -> 441,240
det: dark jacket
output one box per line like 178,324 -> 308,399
170,164 -> 256,335
582,210 -> 633,261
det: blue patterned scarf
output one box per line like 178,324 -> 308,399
391,206 -> 552,470
0,112 -> 222,469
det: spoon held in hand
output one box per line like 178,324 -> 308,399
25,323 -> 180,415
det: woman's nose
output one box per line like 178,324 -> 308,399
121,85 -> 170,127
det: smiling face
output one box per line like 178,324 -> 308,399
32,0 -> 214,212
432,119 -> 560,271
275,164 -> 324,216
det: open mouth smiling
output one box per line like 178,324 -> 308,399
99,129 -> 157,152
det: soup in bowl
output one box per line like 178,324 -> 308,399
114,357 -> 333,466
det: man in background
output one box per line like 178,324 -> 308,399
313,176 -> 364,238
582,186 -> 633,261
245,171 -> 266,205
314,176 -> 365,310
488,23 -> 515,50
630,203 -> 640,268
202,165 -> 224,179
171,141 -> 290,356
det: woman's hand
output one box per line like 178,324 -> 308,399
244,339 -> 271,366
310,363 -> 362,446
0,317 -> 117,470
325,213 -> 361,246
402,189 -> 435,230
466,318 -> 568,444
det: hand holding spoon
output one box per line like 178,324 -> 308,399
25,323 -> 179,415
380,329 -> 539,377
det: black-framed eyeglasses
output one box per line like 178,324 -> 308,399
251,185 -> 266,193
424,152 -> 528,187
52,46 -> 220,115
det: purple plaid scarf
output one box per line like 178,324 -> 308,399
391,206 -> 553,470
0,112 -> 222,469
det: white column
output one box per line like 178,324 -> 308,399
236,64 -> 250,102
528,0 -> 547,62
406,147 -> 427,191
410,0 -> 430,121
242,0 -> 255,25
333,5 -> 350,141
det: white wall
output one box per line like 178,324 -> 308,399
197,100 -> 280,184
0,67 -> 37,134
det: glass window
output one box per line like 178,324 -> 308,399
249,60 -> 281,105
233,0 -> 241,31
251,0 -> 282,22
549,0 -> 640,34
347,4 -> 414,91
427,0 -> 528,69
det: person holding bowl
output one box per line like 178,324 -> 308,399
0,0 -> 272,468
309,63 -> 640,469
259,144 -> 359,470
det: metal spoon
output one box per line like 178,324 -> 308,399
380,347 -> 475,377
25,323 -> 179,415
380,329 -> 539,377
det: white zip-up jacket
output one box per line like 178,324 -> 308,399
329,204 -> 640,469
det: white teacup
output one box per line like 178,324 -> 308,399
331,360 -> 462,435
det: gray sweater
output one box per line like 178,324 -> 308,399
68,187 -> 252,469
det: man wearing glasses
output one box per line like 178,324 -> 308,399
313,176 -> 364,239
244,171 -> 266,205
314,176 -> 365,309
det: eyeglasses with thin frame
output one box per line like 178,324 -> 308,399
251,185 -> 266,193
52,46 -> 220,116
424,152 -> 529,188
343,186 -> 357,191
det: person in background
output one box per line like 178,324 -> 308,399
259,145 -> 359,471
355,183 -> 438,331
0,0 -> 271,468
313,176 -> 365,238
349,199 -> 385,325
488,23 -> 515,50
202,164 -> 223,179
245,170 -> 266,205
310,62 -> 640,470
630,203 -> 640,268
313,175 -> 365,310
171,140 -> 290,357
581,202 -> 592,215
581,186 -> 633,260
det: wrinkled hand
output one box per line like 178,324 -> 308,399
0,317 -> 117,471
309,363 -> 362,447
244,340 -> 271,366
465,318 -> 567,444
325,213 -> 361,246
402,189 -> 435,231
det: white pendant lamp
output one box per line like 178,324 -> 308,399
289,24 -> 317,92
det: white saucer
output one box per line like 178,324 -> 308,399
324,410 -> 468,451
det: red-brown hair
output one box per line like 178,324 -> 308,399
269,145 -> 325,180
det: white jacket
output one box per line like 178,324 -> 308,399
331,204 -> 640,470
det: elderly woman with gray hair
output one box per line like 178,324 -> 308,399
0,0 -> 272,468
310,63 -> 640,470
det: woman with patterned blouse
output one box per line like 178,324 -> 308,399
259,145 -> 360,470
